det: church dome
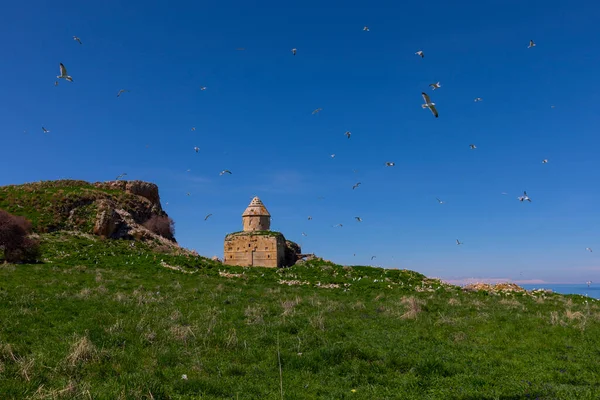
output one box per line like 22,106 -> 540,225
242,197 -> 271,217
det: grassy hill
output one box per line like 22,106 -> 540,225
1,181 -> 599,399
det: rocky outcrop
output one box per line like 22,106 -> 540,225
93,200 -> 118,238
284,240 -> 302,267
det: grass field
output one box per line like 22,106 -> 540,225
1,232 -> 599,399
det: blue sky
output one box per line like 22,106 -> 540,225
1,0 -> 599,283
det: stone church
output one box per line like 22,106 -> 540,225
224,197 -> 297,268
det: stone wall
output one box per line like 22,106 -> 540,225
224,232 -> 285,268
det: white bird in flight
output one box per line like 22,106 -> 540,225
429,82 -> 441,90
542,159 -> 548,164
385,162 -> 395,167
330,154 -> 336,158
587,280 -> 592,287
345,131 -> 351,139
117,89 -> 129,97
57,63 -> 73,82
352,182 -> 361,190
115,173 -> 127,180
436,197 -> 444,204
302,232 -> 307,236
415,50 -> 424,58
291,48 -> 297,56
456,239 -> 463,245
42,127 -> 50,133
518,191 -> 532,202
307,216 -> 312,220
528,40 -> 536,48
73,36 -> 82,45
474,97 -> 483,102
586,248 -> 593,253
54,81 -> 58,87
363,26 -> 369,31
200,86 -> 207,91
194,146 -> 200,153
204,214 -> 212,221
421,92 -> 438,118
312,108 -> 322,115
469,144 -> 477,150
333,224 -> 343,228
220,170 -> 232,175
191,127 -> 196,131
355,217 -> 362,222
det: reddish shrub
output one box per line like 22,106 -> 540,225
143,215 -> 175,241
0,209 -> 41,263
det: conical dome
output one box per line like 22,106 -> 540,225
242,197 -> 270,217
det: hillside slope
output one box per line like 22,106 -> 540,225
0,232 -> 599,399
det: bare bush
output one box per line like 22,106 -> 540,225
143,215 -> 175,241
0,209 -> 41,263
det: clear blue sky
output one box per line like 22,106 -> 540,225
1,0 -> 599,283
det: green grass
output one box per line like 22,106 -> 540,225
1,232 -> 599,399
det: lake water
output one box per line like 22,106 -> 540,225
520,284 -> 599,300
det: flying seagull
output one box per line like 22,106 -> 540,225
587,280 -> 592,287
355,217 -> 362,222
302,232 -> 307,236
204,214 -> 212,221
194,146 -> 200,153
291,48 -> 297,56
345,131 -> 351,139
117,89 -> 129,97
54,81 -> 58,86
352,182 -> 361,190
415,50 -> 424,58
456,239 -> 463,245
371,255 -> 376,260
429,82 -> 441,90
57,63 -> 73,82
191,127 -> 196,131
436,197 -> 444,204
331,154 -> 336,158
518,191 -> 532,202
586,248 -> 593,253
528,40 -> 536,48
474,97 -> 483,102
219,170 -> 232,175
115,173 -> 127,180
469,144 -> 477,150
333,224 -> 343,228
308,216 -> 312,220
542,159 -> 548,164
385,162 -> 395,167
73,36 -> 82,45
363,26 -> 370,31
421,92 -> 438,118
42,127 -> 50,133
200,86 -> 207,91
312,108 -> 322,114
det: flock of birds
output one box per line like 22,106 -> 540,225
39,29 -> 598,282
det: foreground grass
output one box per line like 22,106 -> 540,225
1,233 -> 599,399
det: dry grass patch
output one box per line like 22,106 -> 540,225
75,288 -> 93,299
351,301 -> 366,310
499,298 -> 524,310
310,313 -> 326,331
170,310 -> 182,321
169,324 -> 196,343
66,333 -> 96,367
245,305 -> 265,325
281,297 -> 301,316
400,296 -> 424,320
452,331 -> 467,343
448,298 -> 460,306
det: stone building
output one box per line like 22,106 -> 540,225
224,197 -> 291,268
